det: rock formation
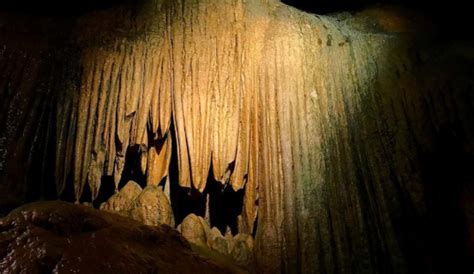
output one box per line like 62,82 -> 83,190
100,180 -> 143,212
0,201 -> 243,273
101,181 -> 174,226
179,213 -> 210,246
179,213 -> 254,268
0,0 -> 473,273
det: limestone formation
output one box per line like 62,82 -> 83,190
232,234 -> 254,267
0,0 -> 473,273
100,180 -> 143,212
129,186 -> 175,226
207,227 -> 231,256
101,183 -> 174,227
178,214 -> 255,267
225,227 -> 235,252
180,214 -> 210,246
0,201 -> 241,273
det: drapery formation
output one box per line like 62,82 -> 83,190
65,0 -> 268,235
1,0 -> 473,273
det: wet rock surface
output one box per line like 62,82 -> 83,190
0,201 -> 242,274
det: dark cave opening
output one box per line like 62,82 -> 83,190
93,175 -> 116,208
118,145 -> 148,189
169,171 -> 245,234
59,144 -> 149,207
168,122 -> 206,225
168,124 -> 245,233
207,175 -> 244,235
56,120 -> 247,234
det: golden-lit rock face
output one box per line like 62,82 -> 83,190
100,182 -> 175,227
1,0 -> 473,273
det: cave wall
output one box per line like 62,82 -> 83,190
1,0 -> 473,273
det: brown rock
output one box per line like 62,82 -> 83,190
100,180 -> 142,212
0,201 -> 240,274
128,186 -> 174,227
2,1 -> 473,273
231,234 -> 254,267
180,214 -> 210,246
207,227 -> 230,255
225,226 -> 235,251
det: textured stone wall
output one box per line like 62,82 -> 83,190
0,0 -> 473,273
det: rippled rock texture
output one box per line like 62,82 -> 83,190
0,201 -> 243,273
0,0 -> 473,273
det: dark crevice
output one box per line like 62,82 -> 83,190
59,172 -> 75,202
207,177 -> 244,235
168,121 -> 245,233
92,175 -> 116,208
169,122 -> 205,225
79,182 -> 92,203
252,215 -> 258,238
117,145 -> 147,190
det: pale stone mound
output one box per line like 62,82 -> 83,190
100,180 -> 142,212
179,214 -> 254,268
100,181 -> 174,227
129,186 -> 175,227
180,213 -> 210,246
208,227 -> 230,255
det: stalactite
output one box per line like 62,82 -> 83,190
1,1 -> 473,273
53,2 -> 474,271
147,136 -> 172,186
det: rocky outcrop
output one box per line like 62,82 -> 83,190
0,201 -> 242,273
101,182 -> 174,227
102,191 -> 254,268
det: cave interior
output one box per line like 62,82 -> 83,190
0,0 -> 473,273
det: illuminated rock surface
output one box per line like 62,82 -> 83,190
100,180 -> 142,212
0,0 -> 473,273
180,213 -> 210,247
101,182 -> 174,226
0,201 -> 244,273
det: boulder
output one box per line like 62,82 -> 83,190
128,186 -> 174,227
100,180 -> 142,212
180,214 -> 210,246
207,227 -> 230,255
